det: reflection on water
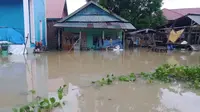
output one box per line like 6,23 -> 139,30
0,49 -> 200,112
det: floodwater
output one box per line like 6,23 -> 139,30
0,49 -> 200,112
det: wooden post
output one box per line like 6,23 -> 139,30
57,28 -> 62,50
60,29 -> 63,50
123,30 -> 126,49
57,29 -> 60,50
187,20 -> 194,44
102,30 -> 105,40
79,31 -> 82,50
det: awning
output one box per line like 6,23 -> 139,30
54,22 -> 136,30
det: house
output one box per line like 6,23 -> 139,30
54,1 -> 135,51
161,8 -> 200,48
0,0 -> 47,54
46,0 -> 68,50
162,8 -> 200,21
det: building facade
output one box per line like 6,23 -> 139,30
46,0 -> 68,50
0,0 -> 47,53
54,1 -> 135,51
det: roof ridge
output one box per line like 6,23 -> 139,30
164,8 -> 184,16
58,1 -> 128,23
172,8 -> 200,10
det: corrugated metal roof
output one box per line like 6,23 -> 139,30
59,1 -> 128,23
162,8 -> 200,20
46,0 -> 68,18
188,14 -> 200,24
67,15 -> 120,22
54,22 -> 135,30
54,1 -> 136,30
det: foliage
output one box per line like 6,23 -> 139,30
92,73 -> 136,86
92,74 -> 117,86
119,73 -> 136,82
93,64 -> 200,89
140,64 -> 200,89
98,0 -> 166,29
13,85 -> 67,112
140,72 -> 154,83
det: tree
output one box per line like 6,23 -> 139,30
99,0 -> 166,29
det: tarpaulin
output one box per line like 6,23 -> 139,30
102,39 -> 122,48
0,28 -> 24,44
168,29 -> 184,43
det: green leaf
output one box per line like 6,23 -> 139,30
53,102 -> 61,107
29,90 -> 36,94
50,97 -> 56,104
40,99 -> 50,109
12,108 -> 18,112
38,108 -> 42,112
19,108 -> 25,112
58,92 -> 63,100
130,77 -> 136,82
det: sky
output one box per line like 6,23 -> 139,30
67,0 -> 200,14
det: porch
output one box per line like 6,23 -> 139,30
58,28 -> 124,51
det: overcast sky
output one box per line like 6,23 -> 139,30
67,0 -> 200,14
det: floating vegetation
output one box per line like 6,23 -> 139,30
92,73 -> 136,86
13,85 -> 67,112
93,64 -> 200,89
92,74 -> 117,86
140,64 -> 200,89
119,73 -> 136,82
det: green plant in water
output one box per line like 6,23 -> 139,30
92,73 -> 137,86
118,73 -> 136,82
92,64 -> 200,89
13,85 -> 67,112
29,90 -> 36,95
93,74 -> 116,86
144,64 -> 200,89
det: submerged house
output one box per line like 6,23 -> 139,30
54,1 -> 135,51
46,0 -> 68,50
158,8 -> 200,50
0,0 -> 46,54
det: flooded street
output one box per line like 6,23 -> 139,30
0,49 -> 200,112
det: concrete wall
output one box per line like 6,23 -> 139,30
32,0 -> 46,47
0,0 -> 24,35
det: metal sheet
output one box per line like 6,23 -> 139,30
67,16 -> 120,22
188,15 -> 200,24
54,22 -> 136,30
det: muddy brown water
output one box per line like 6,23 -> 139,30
0,49 -> 200,112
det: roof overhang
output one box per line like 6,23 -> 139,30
158,14 -> 200,29
54,22 -> 136,30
